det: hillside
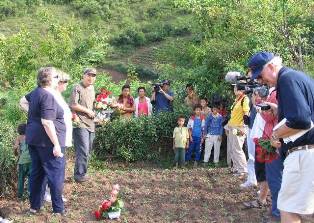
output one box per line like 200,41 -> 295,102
0,0 -> 195,82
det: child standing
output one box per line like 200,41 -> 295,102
186,104 -> 205,166
200,97 -> 212,118
203,105 -> 224,166
13,123 -> 31,199
173,115 -> 189,167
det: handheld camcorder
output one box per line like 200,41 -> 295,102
225,71 -> 266,95
152,83 -> 162,92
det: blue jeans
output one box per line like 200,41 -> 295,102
28,145 -> 65,213
265,157 -> 283,218
73,128 -> 95,180
185,136 -> 202,161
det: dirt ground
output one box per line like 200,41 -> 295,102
1,158 -> 314,223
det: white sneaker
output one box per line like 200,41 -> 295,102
44,192 -> 51,202
62,195 -> 67,202
240,181 -> 257,189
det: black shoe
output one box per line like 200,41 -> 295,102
74,176 -> 90,183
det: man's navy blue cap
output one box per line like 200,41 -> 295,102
248,52 -> 274,79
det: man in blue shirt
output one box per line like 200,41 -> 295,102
151,80 -> 174,113
248,52 -> 314,223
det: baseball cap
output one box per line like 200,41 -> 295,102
84,68 -> 97,76
162,80 -> 170,85
248,52 -> 274,79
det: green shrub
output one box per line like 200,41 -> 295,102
93,106 -> 190,162
0,119 -> 17,197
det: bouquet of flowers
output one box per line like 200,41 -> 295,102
255,138 -> 278,163
232,128 -> 245,136
94,88 -> 116,124
94,184 -> 124,220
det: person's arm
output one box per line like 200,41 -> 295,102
41,119 -> 63,157
186,129 -> 190,149
69,86 -> 95,118
13,136 -> 20,156
151,91 -> 156,102
159,89 -> 174,101
122,104 -> 135,112
19,96 -> 29,112
273,76 -> 312,139
242,96 -> 250,116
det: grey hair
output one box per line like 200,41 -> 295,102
37,67 -> 57,87
266,56 -> 283,67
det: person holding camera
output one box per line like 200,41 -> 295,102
226,84 -> 249,177
248,52 -> 314,223
151,80 -> 174,113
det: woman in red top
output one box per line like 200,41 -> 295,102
117,84 -> 135,119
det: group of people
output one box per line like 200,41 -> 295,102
225,52 -> 314,223
13,51 -> 314,223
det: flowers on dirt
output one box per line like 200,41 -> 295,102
93,184 -> 124,220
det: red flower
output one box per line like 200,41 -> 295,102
101,200 -> 112,211
94,210 -> 101,220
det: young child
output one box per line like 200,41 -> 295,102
13,123 -> 31,199
172,115 -> 189,168
186,104 -> 205,167
203,105 -> 224,166
200,97 -> 212,118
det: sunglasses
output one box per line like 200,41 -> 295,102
87,73 -> 96,77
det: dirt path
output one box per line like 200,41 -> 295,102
1,159 -> 314,223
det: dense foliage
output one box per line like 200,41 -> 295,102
94,106 -> 190,162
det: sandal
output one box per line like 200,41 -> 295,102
243,200 -> 267,209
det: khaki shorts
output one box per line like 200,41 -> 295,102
278,149 -> 314,215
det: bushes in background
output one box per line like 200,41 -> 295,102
93,106 -> 190,162
0,119 -> 17,197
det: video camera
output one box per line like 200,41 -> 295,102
152,83 -> 162,92
225,71 -> 265,95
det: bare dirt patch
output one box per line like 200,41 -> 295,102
1,159 -> 314,223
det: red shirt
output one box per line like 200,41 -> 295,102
138,101 -> 149,116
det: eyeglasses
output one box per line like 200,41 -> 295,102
59,80 -> 68,84
53,75 -> 59,79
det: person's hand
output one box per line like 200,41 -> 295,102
87,110 -> 95,118
53,145 -> 64,158
159,88 -> 164,94
270,138 -> 281,149
201,137 -> 205,144
190,137 -> 193,143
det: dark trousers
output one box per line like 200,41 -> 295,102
17,163 -> 31,198
265,158 -> 283,218
174,147 -> 185,166
73,128 -> 95,180
29,145 -> 65,213
185,136 -> 202,161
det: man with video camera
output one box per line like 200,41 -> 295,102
151,80 -> 174,113
248,52 -> 314,223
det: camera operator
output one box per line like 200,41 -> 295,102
151,80 -> 174,113
226,84 -> 249,177
248,52 -> 314,223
